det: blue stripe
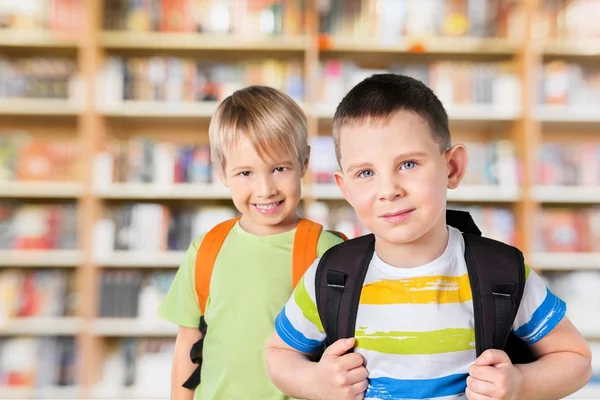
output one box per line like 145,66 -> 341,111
275,310 -> 325,353
514,288 -> 566,344
366,373 -> 468,399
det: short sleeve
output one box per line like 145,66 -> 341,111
274,259 -> 327,353
512,264 -> 567,344
316,230 -> 345,257
157,236 -> 204,328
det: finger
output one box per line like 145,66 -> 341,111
468,364 -> 503,383
475,349 -> 511,367
467,376 -> 496,397
323,338 -> 355,357
337,353 -> 364,371
346,365 -> 369,384
350,378 -> 369,396
465,387 -> 492,400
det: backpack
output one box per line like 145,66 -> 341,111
183,217 -> 348,389
313,209 -> 535,365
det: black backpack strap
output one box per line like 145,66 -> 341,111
182,315 -> 208,389
315,234 -> 375,345
462,233 -> 526,356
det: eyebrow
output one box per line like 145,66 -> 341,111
345,152 -> 429,174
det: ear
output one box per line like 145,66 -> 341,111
333,170 -> 353,207
445,144 -> 468,189
300,145 -> 311,177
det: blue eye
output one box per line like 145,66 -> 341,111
358,170 -> 374,178
401,161 -> 417,170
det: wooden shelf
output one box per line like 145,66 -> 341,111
320,36 -> 520,55
92,318 -> 178,337
96,182 -> 231,200
0,98 -> 80,116
0,386 -> 80,400
97,251 -> 185,268
0,250 -> 83,267
0,181 -> 83,198
0,317 -> 83,335
535,105 -> 600,123
543,39 -> 600,57
102,31 -> 307,51
0,30 -> 79,49
531,186 -> 600,204
530,253 -> 600,271
101,100 -> 218,118
316,103 -> 521,121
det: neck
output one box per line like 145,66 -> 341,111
374,217 -> 449,268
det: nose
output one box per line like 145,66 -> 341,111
255,174 -> 278,198
379,174 -> 405,202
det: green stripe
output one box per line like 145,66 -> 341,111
525,264 -> 531,281
355,327 -> 475,355
294,278 -> 324,331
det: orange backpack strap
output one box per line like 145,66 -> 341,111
328,230 -> 349,242
292,219 -> 323,287
194,217 -> 240,314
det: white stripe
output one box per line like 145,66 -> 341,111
358,348 -> 476,381
356,301 -> 474,333
284,295 -> 325,342
513,269 -> 548,330
368,394 -> 466,400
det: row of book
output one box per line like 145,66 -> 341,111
95,338 -> 173,395
94,204 -> 237,255
98,271 -> 175,318
535,207 -> 600,253
0,337 -> 77,388
536,0 -> 600,39
320,0 -> 523,39
539,142 -> 600,187
104,138 -> 213,185
541,60 -> 600,106
0,56 -> 78,100
0,269 -> 76,320
0,133 -> 80,182
99,56 -> 304,106
0,203 -> 77,250
104,0 -> 305,36
0,0 -> 83,33
319,60 -> 521,113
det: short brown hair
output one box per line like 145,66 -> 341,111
209,86 -> 308,174
332,74 -> 451,162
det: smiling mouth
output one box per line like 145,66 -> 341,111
253,200 -> 284,214
380,208 -> 415,222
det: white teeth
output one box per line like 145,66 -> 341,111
255,202 -> 280,210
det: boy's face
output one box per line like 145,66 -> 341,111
334,110 -> 467,246
218,135 -> 307,236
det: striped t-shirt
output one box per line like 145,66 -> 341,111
275,226 -> 566,400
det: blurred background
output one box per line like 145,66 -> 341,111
0,0 -> 599,398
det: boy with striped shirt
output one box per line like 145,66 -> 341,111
265,74 -> 592,400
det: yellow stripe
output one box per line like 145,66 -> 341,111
294,278 -> 324,331
356,327 -> 475,355
525,264 -> 531,281
360,275 -> 472,305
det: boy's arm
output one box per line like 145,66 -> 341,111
265,332 -> 367,400
172,327 -> 203,400
515,316 -> 591,400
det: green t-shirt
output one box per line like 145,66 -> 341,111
158,221 -> 344,400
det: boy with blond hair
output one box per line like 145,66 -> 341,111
265,74 -> 592,400
158,86 -> 344,400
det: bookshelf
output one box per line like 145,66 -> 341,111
0,0 -> 599,398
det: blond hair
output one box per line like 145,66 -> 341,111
209,86 -> 308,174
